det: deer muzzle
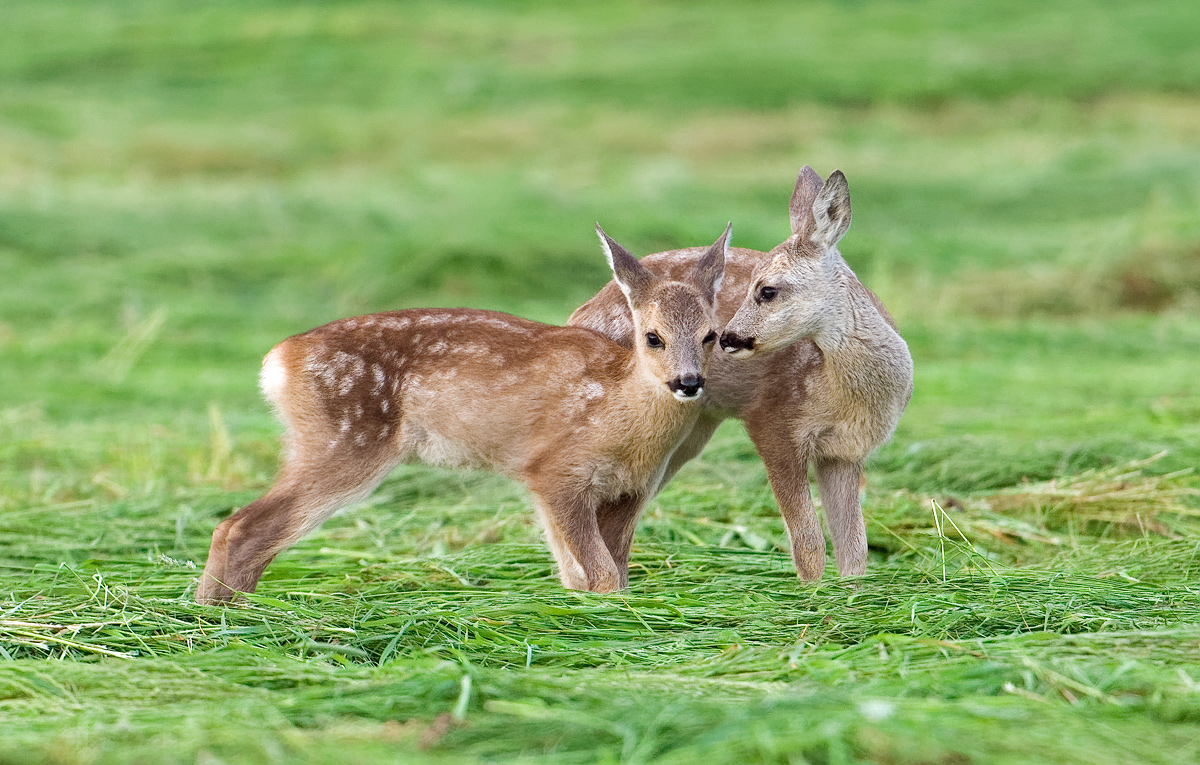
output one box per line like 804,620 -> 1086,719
719,331 -> 756,357
668,374 -> 705,401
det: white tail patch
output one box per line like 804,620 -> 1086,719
259,347 -> 289,404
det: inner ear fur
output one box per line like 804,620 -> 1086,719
810,169 -> 852,251
691,222 -> 730,303
788,165 -> 823,239
597,224 -> 656,306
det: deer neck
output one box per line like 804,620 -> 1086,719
605,355 -> 699,456
810,263 -> 909,407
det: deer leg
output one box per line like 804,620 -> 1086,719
531,491 -> 619,593
816,457 -> 867,577
748,424 -> 825,580
596,493 -> 646,588
196,453 -> 395,604
652,412 -> 724,496
532,498 -> 587,590
197,488 -> 303,604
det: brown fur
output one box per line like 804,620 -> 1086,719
196,228 -> 728,604
569,168 -> 913,579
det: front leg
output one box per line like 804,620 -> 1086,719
596,493 -> 646,588
530,488 -> 620,593
815,457 -> 867,577
653,410 -> 725,496
746,423 -> 825,580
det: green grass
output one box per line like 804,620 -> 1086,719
3,0 -> 1200,762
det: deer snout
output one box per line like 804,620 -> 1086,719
720,331 -> 756,357
668,374 -> 705,401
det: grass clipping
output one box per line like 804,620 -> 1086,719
982,453 -> 1199,539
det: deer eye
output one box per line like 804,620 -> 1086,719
758,286 -> 778,303
645,332 -> 664,348
702,331 -> 717,344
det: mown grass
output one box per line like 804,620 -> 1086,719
3,0 -> 1200,762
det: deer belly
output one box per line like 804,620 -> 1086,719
399,421 -> 492,472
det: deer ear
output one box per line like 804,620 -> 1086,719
597,224 -> 655,306
788,165 -> 823,238
691,222 -> 729,303
810,169 -> 851,251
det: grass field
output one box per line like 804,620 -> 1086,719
3,1 -> 1200,762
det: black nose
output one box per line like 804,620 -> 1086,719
668,374 -> 704,397
720,332 -> 755,353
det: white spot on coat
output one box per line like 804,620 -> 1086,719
583,382 -> 605,400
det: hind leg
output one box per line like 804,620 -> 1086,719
198,488 -> 296,604
196,452 -> 395,604
816,457 -> 867,577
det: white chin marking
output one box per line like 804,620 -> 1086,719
672,388 -> 703,402
722,347 -> 756,358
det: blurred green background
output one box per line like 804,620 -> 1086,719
3,0 -> 1200,497
3,1 -> 1200,762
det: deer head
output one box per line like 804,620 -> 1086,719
720,167 -> 852,358
598,223 -> 728,400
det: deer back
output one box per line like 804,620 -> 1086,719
264,309 -> 644,476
